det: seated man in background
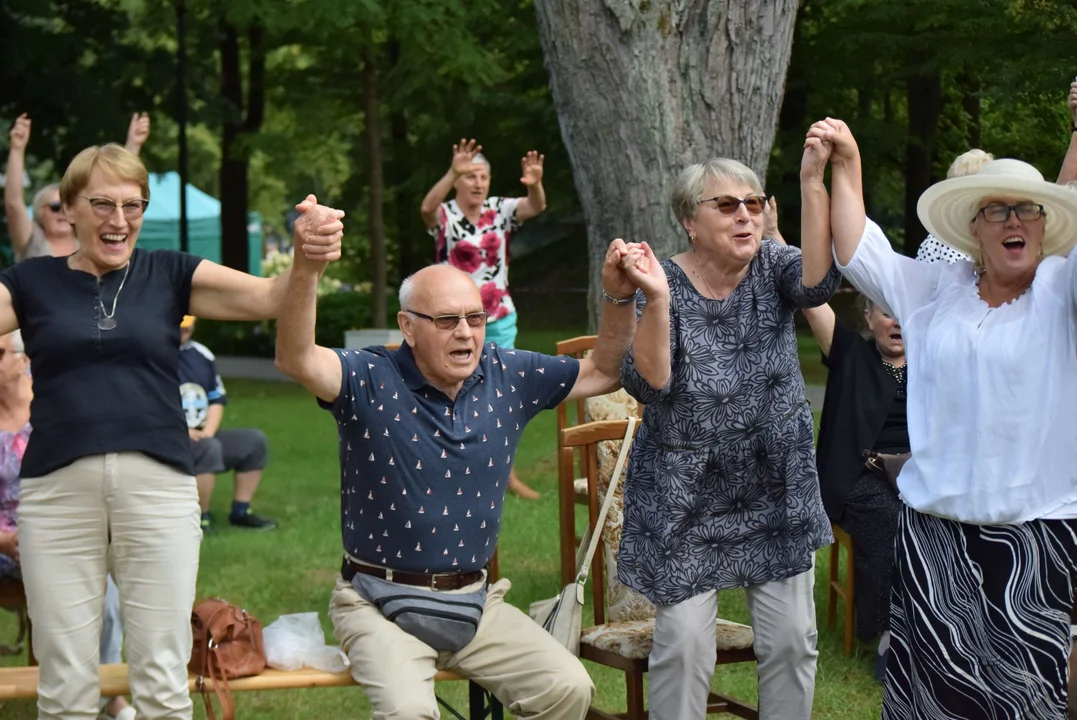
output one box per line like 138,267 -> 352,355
179,316 -> 277,533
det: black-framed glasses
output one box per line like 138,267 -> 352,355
406,309 -> 488,331
697,195 -> 766,215
82,196 -> 149,220
46,202 -> 62,213
973,203 -> 1045,223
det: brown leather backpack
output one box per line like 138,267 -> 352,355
189,598 -> 266,720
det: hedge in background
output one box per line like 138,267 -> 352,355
190,291 -> 401,358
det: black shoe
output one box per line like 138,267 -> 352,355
200,514 -> 215,535
229,510 -> 278,531
874,648 -> 889,683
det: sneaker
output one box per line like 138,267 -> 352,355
200,514 -> 215,535
229,510 -> 278,531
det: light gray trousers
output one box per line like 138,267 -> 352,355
649,564 -> 818,720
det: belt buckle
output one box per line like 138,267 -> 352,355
384,568 -> 394,583
429,573 -> 440,591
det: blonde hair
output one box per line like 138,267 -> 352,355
946,149 -> 994,179
30,183 -> 60,230
670,158 -> 764,229
60,144 -> 150,209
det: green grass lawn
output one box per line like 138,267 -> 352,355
0,331 -> 868,719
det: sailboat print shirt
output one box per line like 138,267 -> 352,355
320,341 -> 579,573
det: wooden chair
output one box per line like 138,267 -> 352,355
0,576 -> 33,665
827,524 -> 856,657
560,420 -> 758,720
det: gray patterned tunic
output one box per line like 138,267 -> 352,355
618,241 -> 840,606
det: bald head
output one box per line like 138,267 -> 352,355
399,265 -> 481,311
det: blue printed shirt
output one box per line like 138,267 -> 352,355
320,342 -> 579,573
178,340 -> 227,430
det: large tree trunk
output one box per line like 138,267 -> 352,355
219,21 -> 265,272
903,64 -> 943,258
533,0 -> 800,328
363,44 -> 387,328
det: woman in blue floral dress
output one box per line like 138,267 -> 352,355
618,142 -> 839,720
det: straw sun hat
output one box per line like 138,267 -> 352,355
917,158 -> 1077,259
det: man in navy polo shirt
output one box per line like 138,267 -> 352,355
276,208 -> 667,718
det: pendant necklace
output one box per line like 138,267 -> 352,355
97,262 -> 131,331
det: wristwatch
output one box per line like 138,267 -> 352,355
602,289 -> 635,305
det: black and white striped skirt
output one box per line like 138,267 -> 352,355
884,504 -> 1077,719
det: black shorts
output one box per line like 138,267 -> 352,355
190,428 -> 268,476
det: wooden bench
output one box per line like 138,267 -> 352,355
827,523 -> 856,657
0,663 -> 504,719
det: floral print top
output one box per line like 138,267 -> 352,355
0,423 -> 31,577
618,243 -> 840,605
429,197 -> 522,320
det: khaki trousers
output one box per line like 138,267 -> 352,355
329,576 -> 594,719
19,452 -> 202,720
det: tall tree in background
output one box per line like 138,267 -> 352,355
533,0 -> 799,325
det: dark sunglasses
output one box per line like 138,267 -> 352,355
697,195 -> 766,215
46,202 -> 62,213
406,309 -> 488,331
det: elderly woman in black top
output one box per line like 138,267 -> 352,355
804,297 -> 907,680
0,143 -> 342,720
617,140 -> 839,719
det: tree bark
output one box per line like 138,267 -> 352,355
903,64 -> 943,258
363,43 -> 387,328
533,0 -> 800,328
387,38 -> 422,281
218,20 -> 265,272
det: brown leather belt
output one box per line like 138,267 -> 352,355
341,557 -> 485,591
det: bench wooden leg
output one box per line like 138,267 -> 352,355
437,682 -> 503,720
827,541 -> 838,630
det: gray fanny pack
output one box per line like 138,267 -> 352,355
350,571 -> 487,653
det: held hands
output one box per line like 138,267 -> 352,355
126,112 -> 151,150
520,151 -> 545,186
806,118 -> 858,165
602,239 -> 668,302
801,133 -> 832,183
9,114 -> 30,154
293,194 -> 345,265
451,138 -> 484,177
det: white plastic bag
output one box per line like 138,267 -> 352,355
262,612 -> 350,673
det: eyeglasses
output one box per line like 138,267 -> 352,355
406,309 -> 488,331
697,195 -> 766,215
974,203 -> 1045,223
46,202 -> 62,213
82,196 -> 149,220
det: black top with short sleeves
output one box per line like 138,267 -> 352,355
0,249 -> 203,477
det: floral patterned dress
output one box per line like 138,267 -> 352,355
429,197 -> 522,320
0,424 -> 31,578
618,241 -> 839,606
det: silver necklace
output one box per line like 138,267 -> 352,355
97,262 -> 131,331
692,249 -> 718,299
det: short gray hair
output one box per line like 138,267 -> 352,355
670,159 -> 764,227
471,153 -> 491,172
31,182 -> 60,229
399,274 -> 417,310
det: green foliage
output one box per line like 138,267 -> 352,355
191,290 -> 401,358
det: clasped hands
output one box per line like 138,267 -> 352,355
292,194 -> 346,266
602,238 -> 669,304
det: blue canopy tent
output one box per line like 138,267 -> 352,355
139,172 -> 263,275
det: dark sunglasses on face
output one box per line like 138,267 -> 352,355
46,202 -> 62,213
697,195 -> 766,215
973,202 -> 1045,223
406,309 -> 488,331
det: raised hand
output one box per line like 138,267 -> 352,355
520,151 -> 545,186
451,138 -> 483,177
624,242 -> 669,300
9,114 -> 30,154
293,194 -> 345,264
602,239 -> 640,300
126,112 -> 151,149
807,118 -> 859,164
1068,79 -> 1077,122
763,196 -> 781,238
801,134 -> 832,183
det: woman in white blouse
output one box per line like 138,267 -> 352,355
807,117 -> 1077,719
